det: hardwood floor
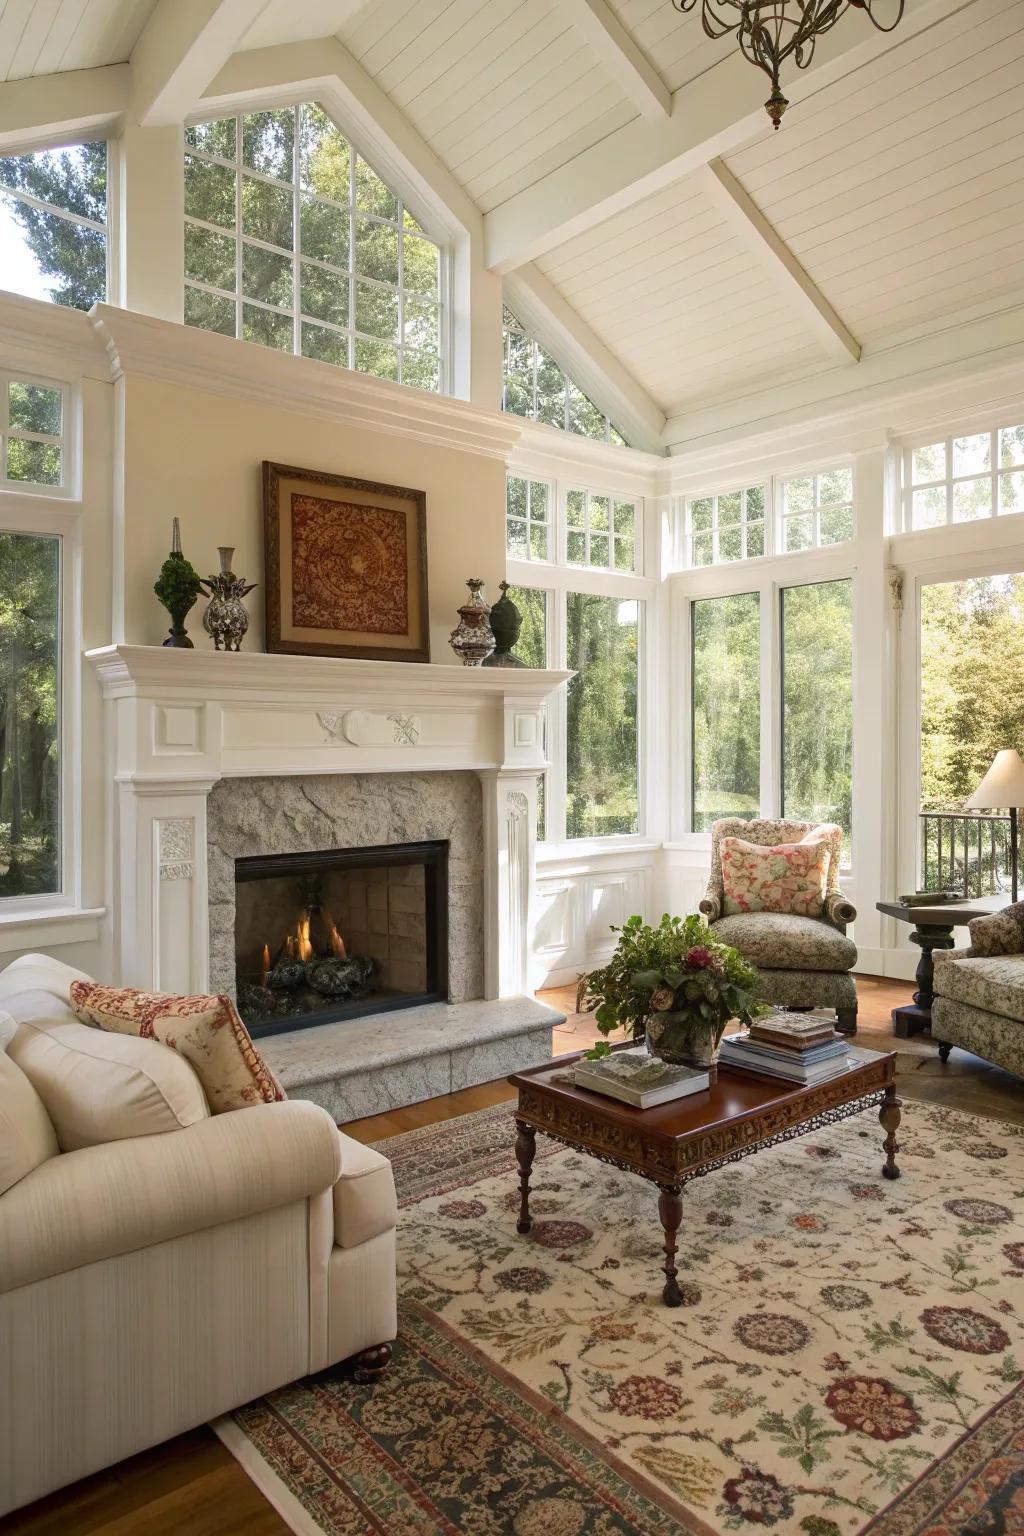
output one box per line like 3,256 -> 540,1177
7,974 -> 1022,1536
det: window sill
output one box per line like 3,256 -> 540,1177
0,904 -> 105,954
536,838 -> 662,869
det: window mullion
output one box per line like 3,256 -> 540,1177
762,578 -> 779,818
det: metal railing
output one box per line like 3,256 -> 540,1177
920,811 -> 1011,897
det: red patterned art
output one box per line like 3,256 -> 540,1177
290,494 -> 408,635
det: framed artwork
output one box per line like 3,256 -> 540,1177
262,461 -> 429,662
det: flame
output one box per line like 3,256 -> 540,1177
260,943 -> 271,987
297,916 -> 313,962
328,920 -> 347,959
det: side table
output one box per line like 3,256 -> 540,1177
876,899 -> 995,1037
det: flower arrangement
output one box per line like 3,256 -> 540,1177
576,912 -> 765,1068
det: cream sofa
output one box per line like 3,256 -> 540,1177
0,954 -> 398,1517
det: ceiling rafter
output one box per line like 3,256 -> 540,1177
564,0 -> 671,119
131,0 -> 275,126
702,158 -> 860,365
482,0 -> 975,274
0,64 -> 128,151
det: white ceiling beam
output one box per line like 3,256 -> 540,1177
564,0 -> 671,119
0,65 -> 129,151
131,0 -> 274,126
702,158 -> 860,365
483,0 -> 972,273
506,265 -> 667,455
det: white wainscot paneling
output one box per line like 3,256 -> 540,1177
532,856 -> 654,989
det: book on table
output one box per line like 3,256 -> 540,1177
749,1015 -> 837,1051
574,1048 -> 710,1108
720,1032 -> 853,1084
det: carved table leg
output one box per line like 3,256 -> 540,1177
515,1120 -> 536,1234
658,1186 -> 684,1307
880,1086 -> 902,1181
891,923 -> 955,1037
352,1342 -> 392,1383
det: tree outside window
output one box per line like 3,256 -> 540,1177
781,579 -> 853,849
566,593 -> 639,838
691,591 -> 760,832
0,142 -> 107,309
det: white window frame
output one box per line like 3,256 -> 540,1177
507,470 -> 655,851
502,308 -> 627,447
685,482 -> 767,568
505,472 -> 553,563
0,140 -> 110,307
899,421 -> 1024,532
565,484 -> 639,575
0,491 -> 82,917
0,371 -> 71,498
679,460 -> 855,570
183,103 -> 449,392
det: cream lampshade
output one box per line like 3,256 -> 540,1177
965,748 -> 1024,902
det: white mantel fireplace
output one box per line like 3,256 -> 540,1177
87,647 -> 571,1012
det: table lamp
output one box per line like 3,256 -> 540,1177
965,748 -> 1024,903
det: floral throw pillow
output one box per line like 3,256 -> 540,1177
69,983 -> 285,1114
721,836 -> 829,918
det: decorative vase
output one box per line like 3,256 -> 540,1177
646,1010 -> 722,1077
449,578 -> 496,666
481,580 -> 527,668
200,547 -> 256,652
154,518 -> 202,649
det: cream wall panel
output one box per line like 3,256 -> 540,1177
119,374 -> 506,658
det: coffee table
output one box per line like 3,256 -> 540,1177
509,1047 -> 900,1308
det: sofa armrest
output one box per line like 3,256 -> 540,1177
699,889 -> 721,922
824,891 -> 857,927
332,1132 -> 397,1249
966,902 -> 1024,957
0,1099 -> 342,1294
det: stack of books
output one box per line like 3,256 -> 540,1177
574,1048 -> 710,1108
720,1013 -> 852,1084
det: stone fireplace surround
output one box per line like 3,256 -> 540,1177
87,646 -> 571,1118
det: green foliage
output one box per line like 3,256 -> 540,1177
758,1404 -> 842,1475
566,591 -> 638,837
692,590 -> 760,830
154,551 -> 202,623
577,912 -> 762,1042
0,142 -> 106,309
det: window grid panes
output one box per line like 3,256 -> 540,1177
1,376 -> 64,490
506,475 -> 552,562
780,466 -> 854,552
502,308 -> 627,447
566,487 -> 636,572
781,578 -> 853,852
0,530 -> 61,898
903,425 -> 1024,529
687,484 -> 766,567
184,105 -> 445,391
0,141 -> 107,310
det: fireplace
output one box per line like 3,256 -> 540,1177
233,840 -> 449,1038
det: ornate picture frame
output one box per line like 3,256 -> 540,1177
262,461 -> 429,662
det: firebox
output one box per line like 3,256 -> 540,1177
233,840 -> 449,1038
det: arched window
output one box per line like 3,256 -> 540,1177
502,307 -> 627,447
183,104 -> 446,392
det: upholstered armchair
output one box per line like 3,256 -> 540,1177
932,902 -> 1024,1078
699,818 -> 859,1035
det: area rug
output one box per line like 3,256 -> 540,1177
215,1098 -> 1024,1536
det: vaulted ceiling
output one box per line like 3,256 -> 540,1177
3,0 -> 1022,437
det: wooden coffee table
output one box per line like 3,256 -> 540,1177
509,1048 -> 900,1308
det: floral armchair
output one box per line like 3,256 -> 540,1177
699,818 -> 859,1035
932,902 -> 1024,1078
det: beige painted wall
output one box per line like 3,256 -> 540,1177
120,375 -> 507,659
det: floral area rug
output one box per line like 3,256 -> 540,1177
216,1098 -> 1024,1536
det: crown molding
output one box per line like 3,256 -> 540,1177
88,305 -> 525,460
509,418 -> 668,494
0,292 -> 109,379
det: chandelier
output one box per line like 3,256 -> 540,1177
671,0 -> 905,129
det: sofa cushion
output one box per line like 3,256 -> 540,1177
70,983 -> 285,1114
0,1028 -> 59,1194
332,1133 -> 398,1250
711,912 -> 858,973
721,836 -> 829,918
933,952 -> 1024,1024
1,989 -> 210,1152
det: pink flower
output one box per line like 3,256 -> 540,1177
685,946 -> 717,970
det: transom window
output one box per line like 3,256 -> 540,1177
1,377 -> 65,490
506,475 -> 551,561
0,141 -> 107,310
502,308 -> 627,447
566,488 -> 636,572
183,104 -> 445,391
903,425 -> 1024,529
780,467 -> 854,551
687,484 -> 765,567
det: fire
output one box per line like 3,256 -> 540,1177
328,920 -> 347,959
297,916 -> 313,962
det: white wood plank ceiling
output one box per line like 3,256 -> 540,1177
0,0 -> 156,79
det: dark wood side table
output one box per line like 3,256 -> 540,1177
510,1048 -> 899,1308
876,899 -> 996,1038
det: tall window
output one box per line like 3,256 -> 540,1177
0,531 -> 60,897
184,105 -> 445,390
904,425 -> 1024,529
502,308 -> 627,446
0,142 -> 107,309
691,592 -> 760,832
566,594 -> 639,838
2,378 -> 65,490
781,579 -> 853,844
505,584 -> 549,841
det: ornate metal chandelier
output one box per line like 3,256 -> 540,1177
671,0 -> 905,129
